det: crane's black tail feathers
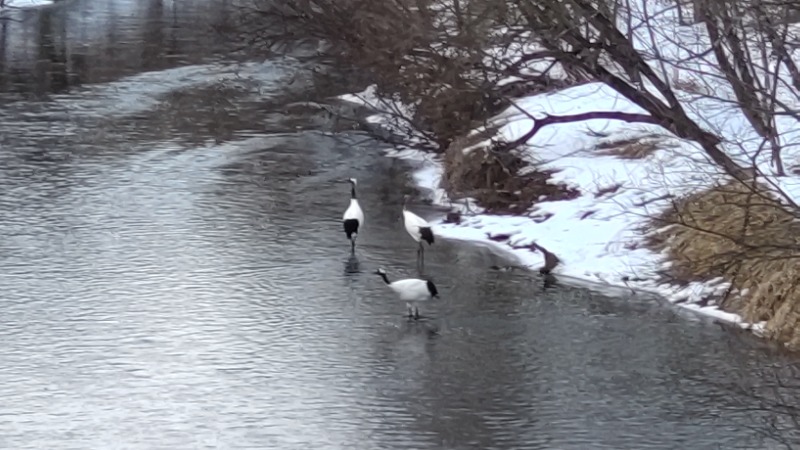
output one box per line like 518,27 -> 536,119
426,280 -> 439,298
419,227 -> 434,245
343,219 -> 360,240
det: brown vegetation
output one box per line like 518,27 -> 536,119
646,181 -> 800,347
442,131 -> 580,214
231,0 -> 577,153
230,0 -> 800,180
595,135 -> 671,160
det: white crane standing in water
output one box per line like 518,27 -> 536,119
374,267 -> 439,320
402,194 -> 434,266
342,178 -> 364,253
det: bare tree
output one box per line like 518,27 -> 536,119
230,0 -> 800,184
688,0 -> 800,176
228,0 -> 578,152
506,0 -> 760,180
230,0 -> 800,313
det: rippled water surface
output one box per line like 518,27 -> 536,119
1,1 -> 799,449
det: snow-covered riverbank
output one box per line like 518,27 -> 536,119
0,0 -> 53,10
339,82 -> 766,333
330,0 -> 800,342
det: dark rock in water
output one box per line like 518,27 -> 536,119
621,275 -> 647,282
490,265 -> 517,271
445,211 -> 462,224
487,233 -> 512,242
530,242 -> 560,274
542,273 -> 558,290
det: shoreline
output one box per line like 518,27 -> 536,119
336,89 -> 765,337
401,146 -> 763,332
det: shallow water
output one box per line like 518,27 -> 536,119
0,1 -> 799,449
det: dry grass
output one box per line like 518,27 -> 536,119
595,135 -> 669,160
672,78 -> 708,96
442,132 -> 580,214
646,180 -> 800,348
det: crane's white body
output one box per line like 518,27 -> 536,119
375,268 -> 438,319
342,179 -> 364,252
402,209 -> 429,243
402,195 -> 434,267
343,199 -> 364,226
386,278 -> 434,302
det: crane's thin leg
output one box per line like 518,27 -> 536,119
406,303 -> 414,318
414,306 -> 420,320
350,237 -> 356,254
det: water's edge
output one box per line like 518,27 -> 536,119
369,140 -> 765,337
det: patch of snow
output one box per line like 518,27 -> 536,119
0,0 -> 53,9
0,59 -> 300,121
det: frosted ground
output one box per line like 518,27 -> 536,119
0,0 -> 54,10
337,3 -> 800,335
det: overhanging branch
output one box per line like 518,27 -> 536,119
497,111 -> 658,152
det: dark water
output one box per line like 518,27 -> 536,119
1,1 -> 799,449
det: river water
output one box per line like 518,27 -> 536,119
1,1 -> 799,449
